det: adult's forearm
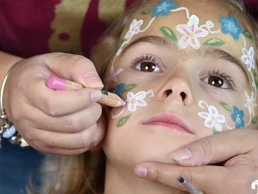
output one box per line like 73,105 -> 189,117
0,51 -> 23,125
0,51 -> 23,84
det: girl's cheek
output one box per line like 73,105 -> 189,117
197,99 -> 252,133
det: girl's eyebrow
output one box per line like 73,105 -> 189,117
121,35 -> 174,55
199,47 -> 249,82
122,35 -> 249,82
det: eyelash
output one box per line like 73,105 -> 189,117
206,70 -> 236,90
130,55 -> 236,90
131,54 -> 162,73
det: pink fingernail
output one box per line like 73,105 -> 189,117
135,165 -> 147,178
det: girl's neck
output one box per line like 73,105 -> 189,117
104,160 -> 187,194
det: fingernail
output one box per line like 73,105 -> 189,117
170,147 -> 192,162
91,90 -> 102,103
135,165 -> 147,178
84,72 -> 104,89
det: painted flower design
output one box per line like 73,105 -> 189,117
124,19 -> 143,43
241,47 -> 255,71
219,15 -> 243,40
126,91 -> 147,112
151,0 -> 178,17
109,83 -> 126,97
244,91 -> 257,116
198,105 -> 225,132
108,66 -> 124,82
176,15 -> 209,49
231,106 -> 245,128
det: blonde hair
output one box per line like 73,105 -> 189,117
39,1 -> 258,194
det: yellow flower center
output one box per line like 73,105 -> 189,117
189,32 -> 195,39
131,99 -> 137,104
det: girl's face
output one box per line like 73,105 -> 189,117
103,0 -> 257,171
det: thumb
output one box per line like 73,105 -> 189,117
45,52 -> 104,89
169,129 -> 257,166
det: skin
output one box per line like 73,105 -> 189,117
2,52 -> 106,155
102,0 -> 257,193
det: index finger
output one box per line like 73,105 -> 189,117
134,162 -> 251,194
44,52 -> 104,89
169,129 -> 258,166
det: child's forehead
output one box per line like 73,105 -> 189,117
120,0 -> 255,61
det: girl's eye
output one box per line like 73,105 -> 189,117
203,76 -> 228,88
131,54 -> 163,73
202,70 -> 235,89
134,62 -> 161,72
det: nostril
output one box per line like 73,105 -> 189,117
165,89 -> 172,97
180,92 -> 187,101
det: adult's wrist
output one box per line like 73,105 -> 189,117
0,52 -> 28,148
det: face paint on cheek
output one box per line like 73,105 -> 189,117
243,91 -> 258,125
106,65 -> 125,83
126,90 -> 154,112
219,102 -> 246,129
230,106 -> 245,128
108,83 -> 154,127
198,98 -> 257,134
198,100 -> 227,135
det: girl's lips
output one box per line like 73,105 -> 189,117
142,113 -> 194,134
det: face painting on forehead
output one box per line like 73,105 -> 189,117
107,0 -> 256,79
106,0 -> 257,130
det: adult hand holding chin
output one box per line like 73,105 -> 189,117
134,129 -> 258,194
4,52 -> 106,155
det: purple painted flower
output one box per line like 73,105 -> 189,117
124,19 -> 143,43
241,47 -> 255,71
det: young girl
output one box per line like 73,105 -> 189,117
39,0 -> 258,193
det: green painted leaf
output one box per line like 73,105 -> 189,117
117,115 -> 131,128
141,9 -> 151,15
243,31 -> 253,40
220,102 -> 232,112
213,129 -> 220,135
252,116 -> 257,125
160,26 -> 177,41
253,72 -> 258,89
204,38 -> 225,47
116,40 -> 125,52
122,84 -> 137,94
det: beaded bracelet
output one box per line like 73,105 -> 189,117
0,64 -> 29,149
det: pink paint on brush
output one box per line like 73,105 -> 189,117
47,76 -> 66,90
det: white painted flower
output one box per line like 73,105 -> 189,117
124,19 -> 143,43
241,47 -> 255,71
244,91 -> 257,116
198,105 -> 225,132
108,66 -> 124,82
176,15 -> 209,49
126,91 -> 147,112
